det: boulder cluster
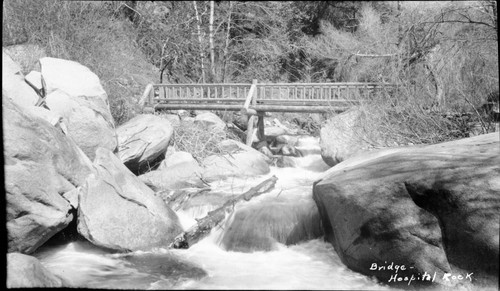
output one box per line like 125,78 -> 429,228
2,53 -> 272,287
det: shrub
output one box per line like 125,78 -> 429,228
353,86 -> 494,147
171,120 -> 241,161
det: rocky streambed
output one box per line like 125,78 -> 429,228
4,53 -> 499,290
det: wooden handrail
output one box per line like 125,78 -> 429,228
257,82 -> 396,86
244,79 -> 257,109
147,81 -> 397,107
151,82 -> 395,86
152,83 -> 252,87
138,83 -> 154,106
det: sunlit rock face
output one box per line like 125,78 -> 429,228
3,51 -> 39,108
201,139 -> 271,182
314,133 -> 500,288
4,96 -> 93,254
77,148 -> 183,252
116,114 -> 174,174
220,187 -> 323,252
41,57 -> 118,161
140,161 -> 205,191
194,112 -> 226,132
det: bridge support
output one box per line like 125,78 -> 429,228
245,115 -> 255,146
257,115 -> 265,142
244,110 -> 266,146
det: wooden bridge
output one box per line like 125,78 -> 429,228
140,80 -> 396,145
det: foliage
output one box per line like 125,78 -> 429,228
300,1 -> 498,143
3,0 -> 498,143
2,0 -> 157,125
172,120 -> 241,161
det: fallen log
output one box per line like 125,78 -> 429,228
169,175 -> 279,249
157,188 -> 211,211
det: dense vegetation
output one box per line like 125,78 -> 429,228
3,0 -> 498,145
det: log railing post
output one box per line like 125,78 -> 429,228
139,83 -> 154,107
245,79 -> 258,146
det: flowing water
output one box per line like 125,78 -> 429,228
34,137 -> 394,290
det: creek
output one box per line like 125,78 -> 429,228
33,137 -> 392,290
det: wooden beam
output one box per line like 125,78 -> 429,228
257,115 -> 265,142
249,105 -> 350,113
155,98 -> 246,103
155,103 -> 244,111
246,115 -> 255,146
241,108 -> 270,116
244,79 -> 258,109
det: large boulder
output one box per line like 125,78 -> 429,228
275,134 -> 299,146
201,140 -> 271,182
139,160 -> 206,191
7,253 -> 64,288
24,106 -> 68,135
158,151 -> 197,170
2,51 -> 40,108
194,112 -> 226,132
221,187 -> 323,252
45,90 -> 117,160
116,114 -> 174,174
77,148 -> 183,251
264,126 -> 288,137
320,107 -> 381,166
25,71 -> 44,97
159,113 -> 181,127
4,97 -> 94,254
41,57 -> 108,103
313,133 -> 500,288
40,57 -> 117,160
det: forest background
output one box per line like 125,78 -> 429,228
3,0 -> 498,145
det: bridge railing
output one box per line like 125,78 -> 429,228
140,80 -> 397,111
154,83 -> 252,102
256,82 -> 394,101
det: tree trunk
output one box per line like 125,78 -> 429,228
424,61 -> 444,108
160,188 -> 211,212
221,1 -> 233,83
424,44 -> 444,107
159,43 -> 167,83
209,0 -> 216,82
397,1 -> 403,49
193,1 -> 206,83
169,175 -> 278,249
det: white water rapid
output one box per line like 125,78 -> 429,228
33,136 -> 394,290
